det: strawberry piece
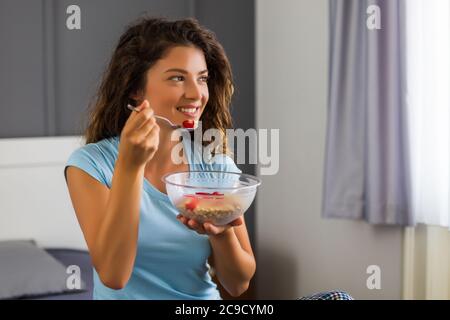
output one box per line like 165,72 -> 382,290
182,120 -> 195,128
195,191 -> 224,196
185,197 -> 199,211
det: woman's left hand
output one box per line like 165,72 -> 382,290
176,214 -> 243,236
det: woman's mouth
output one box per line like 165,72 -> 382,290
176,106 -> 200,118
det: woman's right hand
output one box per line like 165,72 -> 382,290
118,100 -> 160,169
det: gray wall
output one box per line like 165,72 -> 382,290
255,0 -> 404,299
0,0 -> 47,137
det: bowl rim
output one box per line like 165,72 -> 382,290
161,170 -> 262,191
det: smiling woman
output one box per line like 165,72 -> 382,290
84,17 -> 234,154
132,46 -> 209,130
64,16 -> 256,300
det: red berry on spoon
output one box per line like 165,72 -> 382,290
182,120 -> 196,129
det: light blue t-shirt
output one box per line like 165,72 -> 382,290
64,135 -> 241,300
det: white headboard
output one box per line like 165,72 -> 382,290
0,136 -> 88,250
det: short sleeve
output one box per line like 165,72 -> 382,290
64,144 -> 109,187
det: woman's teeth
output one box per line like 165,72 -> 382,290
178,107 -> 197,113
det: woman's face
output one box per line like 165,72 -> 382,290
138,45 -> 209,126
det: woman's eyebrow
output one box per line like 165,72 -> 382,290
164,68 -> 208,74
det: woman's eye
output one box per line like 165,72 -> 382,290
169,75 -> 209,83
170,76 -> 184,81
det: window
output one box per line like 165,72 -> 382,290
406,0 -> 450,228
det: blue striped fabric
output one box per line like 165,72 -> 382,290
298,290 -> 354,300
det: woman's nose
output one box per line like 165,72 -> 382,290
184,82 -> 203,100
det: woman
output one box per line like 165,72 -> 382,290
64,16 -> 255,300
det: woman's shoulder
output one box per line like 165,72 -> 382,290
65,136 -> 120,187
69,136 -> 119,162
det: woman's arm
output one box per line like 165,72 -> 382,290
208,219 -> 256,297
66,157 -> 144,289
66,100 -> 159,290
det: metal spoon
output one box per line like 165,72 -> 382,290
126,104 -> 196,131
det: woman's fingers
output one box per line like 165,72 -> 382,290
203,222 -> 223,235
134,109 -> 155,132
176,214 -> 245,236
228,217 -> 244,226
127,100 -> 155,131
188,220 -> 207,234
127,100 -> 160,140
135,99 -> 150,112
177,215 -> 206,234
135,116 -> 158,138
176,214 -> 238,236
183,217 -> 214,235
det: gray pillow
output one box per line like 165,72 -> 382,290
0,240 -> 85,299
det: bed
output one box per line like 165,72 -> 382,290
0,136 -> 93,300
23,248 -> 94,300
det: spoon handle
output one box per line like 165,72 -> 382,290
126,104 -> 195,130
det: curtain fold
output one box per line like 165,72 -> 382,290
323,0 -> 413,225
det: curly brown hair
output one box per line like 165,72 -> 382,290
84,16 -> 235,154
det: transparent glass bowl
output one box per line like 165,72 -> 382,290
163,171 -> 261,226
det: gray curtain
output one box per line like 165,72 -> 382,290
322,0 -> 413,225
